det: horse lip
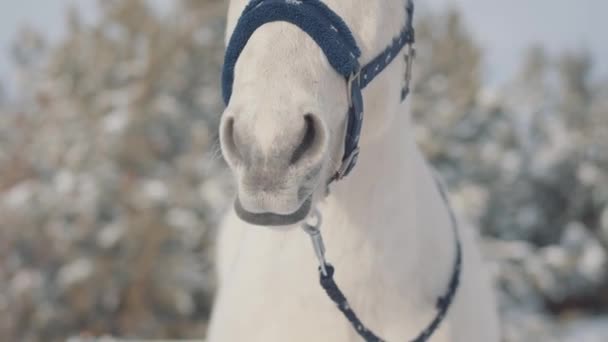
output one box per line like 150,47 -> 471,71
234,197 -> 312,226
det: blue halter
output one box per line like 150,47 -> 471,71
222,0 -> 415,181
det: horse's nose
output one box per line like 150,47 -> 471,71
220,113 -> 326,170
219,113 -> 326,218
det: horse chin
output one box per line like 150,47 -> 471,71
234,196 -> 312,227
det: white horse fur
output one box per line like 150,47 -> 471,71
207,0 -> 500,341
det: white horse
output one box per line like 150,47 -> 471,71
207,0 -> 500,341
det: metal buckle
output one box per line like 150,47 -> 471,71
403,43 -> 416,96
335,146 -> 359,181
336,69 -> 363,182
301,209 -> 328,276
346,69 -> 361,106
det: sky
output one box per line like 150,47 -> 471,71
424,0 -> 608,85
0,0 -> 606,95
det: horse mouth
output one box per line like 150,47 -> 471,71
234,197 -> 312,226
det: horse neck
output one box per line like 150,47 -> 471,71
324,107 -> 456,286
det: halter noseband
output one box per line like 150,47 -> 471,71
222,0 -> 415,182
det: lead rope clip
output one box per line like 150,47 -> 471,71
401,43 -> 416,101
301,209 -> 328,277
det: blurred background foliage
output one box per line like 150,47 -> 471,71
0,1 -> 606,341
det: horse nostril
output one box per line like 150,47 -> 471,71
220,117 -> 244,165
290,114 -> 323,165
